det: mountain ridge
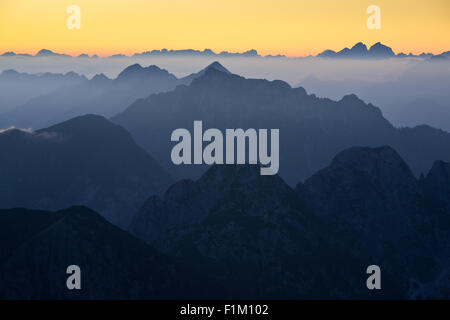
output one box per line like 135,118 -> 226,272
1,44 -> 447,59
0,114 -> 173,227
112,64 -> 450,185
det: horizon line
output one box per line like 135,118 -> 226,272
1,42 -> 448,59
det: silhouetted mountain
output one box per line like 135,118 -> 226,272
129,154 -> 450,298
179,61 -> 231,84
296,146 -> 450,298
35,49 -> 71,58
128,49 -> 260,58
1,52 -> 16,57
369,42 -> 395,58
0,206 -> 217,299
0,69 -> 86,114
112,67 -> 450,185
1,46 -> 447,59
116,63 -> 178,83
129,164 -> 367,298
318,42 -> 395,59
0,114 -> 172,227
430,51 -> 450,61
134,48 -> 216,57
296,146 -> 429,252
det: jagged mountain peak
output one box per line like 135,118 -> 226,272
190,66 -> 292,92
91,73 -> 110,82
318,42 -> 395,58
339,93 -> 365,104
351,42 -> 368,51
179,61 -> 231,84
204,61 -> 230,73
368,42 -> 395,56
36,49 -> 55,56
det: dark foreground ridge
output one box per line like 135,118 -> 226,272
0,206 -> 221,299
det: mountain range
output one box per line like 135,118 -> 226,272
0,62 -> 229,129
1,43 -> 448,59
1,55 -> 450,299
1,48 -> 264,59
1,119 -> 450,297
317,42 -> 442,59
129,146 -> 450,298
0,69 -> 86,114
112,65 -> 450,185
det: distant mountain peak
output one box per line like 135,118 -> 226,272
339,93 -> 364,104
351,42 -> 368,51
117,63 -> 144,76
205,61 -> 230,73
35,49 -> 70,58
190,67 -> 241,86
116,63 -> 173,80
35,49 -> 57,57
1,69 -> 19,76
369,42 -> 395,57
318,42 -> 396,59
179,61 -> 231,84
91,73 -> 110,82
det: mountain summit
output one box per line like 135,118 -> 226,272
180,61 -> 231,84
116,63 -> 177,81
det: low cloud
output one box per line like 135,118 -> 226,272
0,126 -> 33,134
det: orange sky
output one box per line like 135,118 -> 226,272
0,0 -> 449,57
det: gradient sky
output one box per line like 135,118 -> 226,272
0,0 -> 449,57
